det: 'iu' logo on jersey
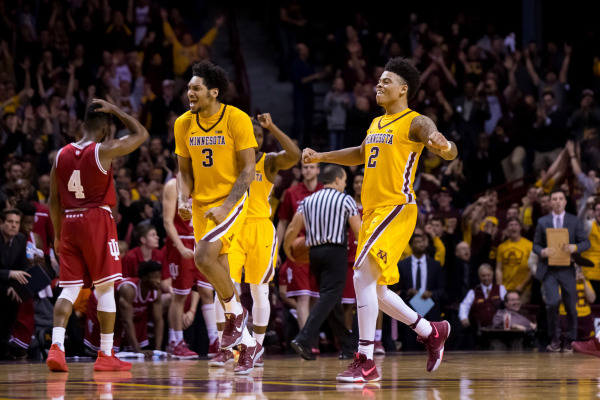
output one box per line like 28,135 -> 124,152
108,239 -> 120,260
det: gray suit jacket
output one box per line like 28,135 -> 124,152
532,212 -> 591,280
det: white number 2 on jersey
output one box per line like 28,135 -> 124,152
68,170 -> 85,199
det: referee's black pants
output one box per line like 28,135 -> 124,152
295,244 -> 356,354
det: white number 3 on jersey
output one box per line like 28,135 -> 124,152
68,170 -> 85,199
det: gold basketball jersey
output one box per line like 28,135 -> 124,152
361,109 -> 423,212
174,104 -> 257,204
247,153 -> 274,219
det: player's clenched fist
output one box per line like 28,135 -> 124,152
205,205 -> 228,225
302,148 -> 319,164
427,132 -> 451,150
178,200 -> 192,221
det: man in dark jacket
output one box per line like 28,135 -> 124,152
0,208 -> 30,357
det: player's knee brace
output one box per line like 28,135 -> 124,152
250,283 -> 270,326
95,282 -> 116,313
58,285 -> 82,305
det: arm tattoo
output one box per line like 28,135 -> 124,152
409,115 -> 437,144
224,168 -> 253,208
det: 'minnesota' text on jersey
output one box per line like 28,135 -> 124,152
361,109 -> 423,212
174,104 -> 257,204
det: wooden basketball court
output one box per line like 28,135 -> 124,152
0,351 -> 598,399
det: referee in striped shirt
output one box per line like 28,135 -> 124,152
284,165 -> 361,360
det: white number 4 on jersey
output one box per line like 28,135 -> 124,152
68,170 -> 85,199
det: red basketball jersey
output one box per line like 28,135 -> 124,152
55,142 -> 116,209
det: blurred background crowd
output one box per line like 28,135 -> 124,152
2,0 -> 600,360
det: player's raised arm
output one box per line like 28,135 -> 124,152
302,140 -> 365,166
258,113 -> 301,174
408,114 -> 457,160
95,98 -> 149,163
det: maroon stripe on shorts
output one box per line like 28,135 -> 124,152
354,205 -> 404,268
202,200 -> 244,242
403,152 -> 417,202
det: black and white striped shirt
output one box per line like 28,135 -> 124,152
297,188 -> 359,247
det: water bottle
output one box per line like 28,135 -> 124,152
26,242 -> 35,260
504,312 -> 511,330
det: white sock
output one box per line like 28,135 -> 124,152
175,330 -> 184,343
414,318 -> 433,338
253,332 -> 265,345
240,327 -> 257,348
169,329 -> 176,343
374,329 -> 382,342
353,260 -> 379,360
223,297 -> 242,314
100,333 -> 113,356
52,327 -> 66,351
202,304 -> 218,343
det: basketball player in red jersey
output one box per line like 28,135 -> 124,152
46,99 -> 149,372
163,171 -> 218,359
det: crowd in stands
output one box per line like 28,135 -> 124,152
2,0 -> 600,360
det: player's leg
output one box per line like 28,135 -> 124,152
296,295 -> 310,329
374,311 -> 385,355
198,285 -> 219,355
208,293 -> 235,367
217,254 -> 263,374
376,276 -> 449,372
92,281 -> 131,371
47,285 -> 81,372
249,283 -> 270,346
337,254 -> 380,382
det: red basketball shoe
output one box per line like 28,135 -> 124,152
208,338 -> 220,358
208,348 -> 235,367
222,307 -> 248,349
418,320 -> 450,372
572,338 -> 600,357
233,342 -> 264,375
254,355 -> 264,367
336,353 -> 381,382
373,341 -> 386,355
93,350 -> 132,371
46,344 -> 68,372
172,341 -> 199,360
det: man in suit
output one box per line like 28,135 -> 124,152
0,208 -> 30,358
396,232 -> 446,350
533,189 -> 590,352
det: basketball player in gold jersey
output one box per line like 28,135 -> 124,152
303,57 -> 458,382
210,113 -> 301,369
175,61 -> 261,374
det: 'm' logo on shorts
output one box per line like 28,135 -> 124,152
376,249 -> 387,263
108,239 -> 120,261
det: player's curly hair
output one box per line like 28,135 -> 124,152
192,61 -> 230,102
138,260 -> 162,278
384,57 -> 421,101
84,103 -> 111,132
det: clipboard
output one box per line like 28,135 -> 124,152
546,228 -> 570,266
10,264 -> 52,301
409,288 -> 435,317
